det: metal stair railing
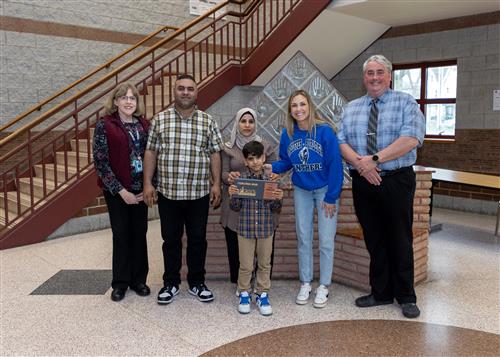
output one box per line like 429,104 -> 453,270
0,0 -> 303,231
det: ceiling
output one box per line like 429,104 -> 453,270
328,0 -> 500,27
253,0 -> 499,85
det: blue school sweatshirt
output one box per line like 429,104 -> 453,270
272,123 -> 343,204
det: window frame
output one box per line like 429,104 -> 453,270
392,59 -> 457,139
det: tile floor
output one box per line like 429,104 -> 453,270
0,208 -> 498,356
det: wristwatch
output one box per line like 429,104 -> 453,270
372,154 -> 379,163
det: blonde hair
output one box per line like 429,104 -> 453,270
103,82 -> 144,116
285,89 -> 329,138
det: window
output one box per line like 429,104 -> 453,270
392,60 -> 457,138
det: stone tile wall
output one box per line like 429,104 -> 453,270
0,0 -> 194,126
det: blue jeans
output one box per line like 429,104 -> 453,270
294,185 -> 338,286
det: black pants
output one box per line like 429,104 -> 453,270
224,226 -> 275,284
104,190 -> 149,290
157,193 -> 209,287
351,168 -> 417,304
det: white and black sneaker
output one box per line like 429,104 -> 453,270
157,285 -> 179,305
188,283 -> 214,302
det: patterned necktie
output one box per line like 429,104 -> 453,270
367,98 -> 378,155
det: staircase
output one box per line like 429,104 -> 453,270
0,0 -> 332,249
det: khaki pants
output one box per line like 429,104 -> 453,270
237,235 -> 273,294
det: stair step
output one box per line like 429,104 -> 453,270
55,151 -> 91,167
0,191 -> 32,214
0,208 -> 6,227
145,85 -> 171,102
18,177 -> 66,199
70,139 -> 92,153
34,164 -> 78,182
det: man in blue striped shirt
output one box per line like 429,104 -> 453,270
338,54 -> 425,319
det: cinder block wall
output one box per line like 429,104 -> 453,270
0,0 -> 194,126
332,22 -> 500,177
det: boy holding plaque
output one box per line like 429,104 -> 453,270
228,141 -> 283,316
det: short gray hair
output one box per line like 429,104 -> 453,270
363,55 -> 392,73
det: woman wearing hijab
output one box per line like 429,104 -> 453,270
220,107 -> 277,285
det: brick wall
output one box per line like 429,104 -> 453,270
417,129 -> 500,176
81,170 -> 431,290
433,181 -> 500,202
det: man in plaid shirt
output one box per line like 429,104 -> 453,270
228,141 -> 283,316
143,74 -> 223,304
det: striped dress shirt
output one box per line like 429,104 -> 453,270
338,89 -> 425,171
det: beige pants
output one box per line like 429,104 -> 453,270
237,235 -> 273,294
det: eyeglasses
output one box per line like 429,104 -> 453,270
118,95 -> 137,102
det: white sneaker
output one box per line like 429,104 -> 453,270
238,291 -> 251,314
313,284 -> 329,308
256,292 -> 272,316
296,283 -> 311,305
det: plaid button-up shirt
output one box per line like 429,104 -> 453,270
146,107 -> 223,200
230,171 -> 282,239
338,89 -> 425,171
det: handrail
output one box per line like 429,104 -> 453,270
0,0 -> 252,147
0,0 -> 312,234
0,24 -> 179,134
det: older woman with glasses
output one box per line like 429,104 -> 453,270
93,82 -> 151,302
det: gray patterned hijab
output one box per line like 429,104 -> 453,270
226,107 -> 262,149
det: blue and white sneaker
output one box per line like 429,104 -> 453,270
256,292 -> 273,316
238,291 -> 251,314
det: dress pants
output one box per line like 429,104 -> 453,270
157,193 -> 209,287
237,235 -> 273,294
104,190 -> 149,290
225,226 -> 276,283
352,169 -> 417,304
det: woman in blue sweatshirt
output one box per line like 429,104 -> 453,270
271,89 -> 343,308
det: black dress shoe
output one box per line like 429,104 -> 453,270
401,303 -> 420,318
355,294 -> 393,308
130,283 -> 151,296
111,288 -> 126,302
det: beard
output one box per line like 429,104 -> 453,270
176,97 -> 196,110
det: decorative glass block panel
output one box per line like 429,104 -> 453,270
219,51 -> 350,181
264,73 -> 295,104
251,93 -> 281,122
318,90 -> 348,132
283,55 -> 315,85
306,76 -> 332,103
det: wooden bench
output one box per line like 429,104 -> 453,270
420,166 -> 500,236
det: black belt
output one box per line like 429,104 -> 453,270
349,166 -> 412,178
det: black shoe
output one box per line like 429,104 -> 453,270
157,285 -> 179,305
130,283 -> 150,296
111,288 -> 126,302
355,294 -> 393,308
401,303 -> 420,318
188,283 -> 214,302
